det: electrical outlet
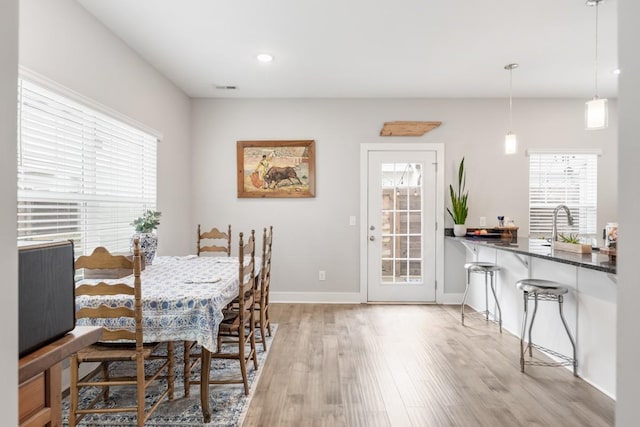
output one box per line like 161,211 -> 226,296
318,270 -> 326,281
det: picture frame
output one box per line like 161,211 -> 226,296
237,140 -> 316,198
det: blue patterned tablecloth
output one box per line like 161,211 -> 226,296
75,255 -> 258,352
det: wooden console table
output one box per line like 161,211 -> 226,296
19,326 -> 102,427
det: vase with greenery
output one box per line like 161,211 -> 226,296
130,210 -> 161,265
447,157 -> 469,237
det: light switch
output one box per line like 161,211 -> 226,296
349,216 -> 356,226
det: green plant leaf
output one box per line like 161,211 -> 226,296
131,210 -> 162,233
559,232 -> 580,244
448,157 -> 468,224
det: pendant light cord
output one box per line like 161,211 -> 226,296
509,67 -> 513,132
594,1 -> 599,98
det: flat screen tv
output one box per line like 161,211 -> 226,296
18,240 -> 76,358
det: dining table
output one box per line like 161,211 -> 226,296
75,254 -> 260,423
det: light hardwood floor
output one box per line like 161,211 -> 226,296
243,303 -> 614,427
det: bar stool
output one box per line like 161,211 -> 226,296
516,279 -> 577,376
461,262 -> 502,332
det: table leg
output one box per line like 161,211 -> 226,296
49,362 -> 62,427
200,347 -> 212,423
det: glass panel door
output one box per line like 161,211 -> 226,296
380,163 -> 423,284
367,151 -> 436,302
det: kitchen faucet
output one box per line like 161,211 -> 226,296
552,204 -> 575,242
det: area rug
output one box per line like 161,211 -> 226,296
61,325 -> 277,426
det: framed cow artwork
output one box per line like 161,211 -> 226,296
236,140 -> 316,198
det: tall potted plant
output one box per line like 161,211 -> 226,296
447,157 -> 469,237
130,210 -> 161,265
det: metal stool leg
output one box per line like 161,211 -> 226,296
557,295 -> 578,377
520,291 -> 529,372
461,268 -> 471,326
517,280 -> 576,375
527,294 -> 539,357
484,272 -> 489,321
489,271 -> 502,333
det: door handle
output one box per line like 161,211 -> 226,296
369,236 -> 375,241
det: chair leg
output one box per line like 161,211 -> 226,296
265,296 -> 272,336
167,341 -> 175,400
250,309 -> 259,370
137,355 -> 145,427
101,362 -> 110,403
259,303 -> 268,352
489,272 -> 503,333
183,340 -> 191,397
520,291 -> 529,373
239,325 -> 249,395
461,269 -> 471,325
558,295 -> 578,377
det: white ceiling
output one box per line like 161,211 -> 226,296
77,0 -> 618,99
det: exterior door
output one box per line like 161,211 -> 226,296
366,150 -> 437,302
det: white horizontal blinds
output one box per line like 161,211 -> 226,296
17,79 -> 157,255
529,153 -> 597,237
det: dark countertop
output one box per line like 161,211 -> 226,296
449,236 -> 617,274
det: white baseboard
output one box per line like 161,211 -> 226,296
271,292 -> 466,305
270,291 -> 362,304
438,293 -> 464,304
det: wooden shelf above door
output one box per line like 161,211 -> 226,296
380,121 -> 442,136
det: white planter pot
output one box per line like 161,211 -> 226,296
130,232 -> 158,265
453,224 -> 467,237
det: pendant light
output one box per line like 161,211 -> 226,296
504,63 -> 518,155
585,0 -> 608,130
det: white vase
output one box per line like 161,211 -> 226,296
453,224 -> 467,237
130,232 -> 158,265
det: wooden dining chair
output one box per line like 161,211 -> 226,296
197,224 -> 232,256
215,230 -> 259,392
69,240 -> 174,427
184,223 -> 232,396
254,226 -> 273,351
184,230 -> 259,396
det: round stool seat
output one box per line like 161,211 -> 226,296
464,262 -> 501,273
516,279 -> 569,296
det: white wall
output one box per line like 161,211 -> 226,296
191,98 -> 617,298
0,0 -> 18,423
616,0 -> 639,424
19,0 -> 193,255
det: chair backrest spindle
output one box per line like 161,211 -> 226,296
237,230 -> 255,320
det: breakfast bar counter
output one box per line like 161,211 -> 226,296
447,235 -> 617,398
450,236 -> 616,274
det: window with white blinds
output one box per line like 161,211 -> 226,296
529,152 -> 598,237
17,78 -> 158,255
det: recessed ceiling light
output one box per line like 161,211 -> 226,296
256,53 -> 273,63
612,68 -> 621,75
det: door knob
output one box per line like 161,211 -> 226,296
369,236 -> 375,241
